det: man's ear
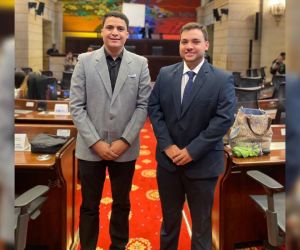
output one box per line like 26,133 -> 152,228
205,41 -> 209,50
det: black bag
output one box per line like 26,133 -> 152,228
30,133 -> 68,154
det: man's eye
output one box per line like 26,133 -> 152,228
118,27 -> 125,32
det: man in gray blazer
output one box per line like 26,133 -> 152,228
70,11 -> 151,250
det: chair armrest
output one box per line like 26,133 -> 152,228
234,86 -> 263,91
247,170 -> 284,193
15,185 -> 49,208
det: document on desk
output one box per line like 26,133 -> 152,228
15,109 -> 33,114
39,111 -> 70,116
270,142 -> 285,150
15,134 -> 31,151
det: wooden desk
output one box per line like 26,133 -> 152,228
258,86 -> 275,100
217,125 -> 285,250
15,111 -> 73,125
15,99 -> 70,111
258,98 -> 278,110
15,124 -> 78,250
15,98 -> 38,110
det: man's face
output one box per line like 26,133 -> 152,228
101,16 -> 128,52
179,28 -> 209,67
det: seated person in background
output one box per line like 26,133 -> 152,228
15,71 -> 28,98
46,43 -> 59,56
270,52 -> 286,75
87,46 -> 93,52
64,51 -> 76,72
140,22 -> 153,39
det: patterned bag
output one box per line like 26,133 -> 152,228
229,108 -> 273,156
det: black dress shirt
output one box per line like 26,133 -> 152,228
104,49 -> 129,145
105,49 -> 123,92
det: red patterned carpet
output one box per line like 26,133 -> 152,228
76,119 -> 191,250
74,119 -> 276,250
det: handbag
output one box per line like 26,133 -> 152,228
229,108 -> 273,157
30,133 -> 68,154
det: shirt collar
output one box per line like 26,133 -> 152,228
104,48 -> 123,60
182,58 -> 205,76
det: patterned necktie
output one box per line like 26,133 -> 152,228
182,71 -> 196,107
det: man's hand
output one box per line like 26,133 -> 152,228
172,148 -> 193,166
110,139 -> 130,157
164,144 -> 181,160
91,140 -> 119,160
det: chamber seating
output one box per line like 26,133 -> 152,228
15,185 -> 49,250
247,170 -> 285,248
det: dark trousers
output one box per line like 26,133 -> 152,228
157,166 -> 218,250
78,159 -> 135,250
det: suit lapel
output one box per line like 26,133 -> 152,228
111,50 -> 130,105
172,63 -> 184,120
94,47 -> 112,98
181,61 -> 210,117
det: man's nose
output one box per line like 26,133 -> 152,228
185,42 -> 193,49
111,28 -> 118,35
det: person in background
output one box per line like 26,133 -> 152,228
70,11 -> 151,250
148,22 -> 236,250
87,46 -> 94,52
140,21 -> 153,39
15,71 -> 28,98
270,52 -> 286,75
46,43 -> 59,56
64,51 -> 76,72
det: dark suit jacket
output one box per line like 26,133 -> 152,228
148,60 -> 236,179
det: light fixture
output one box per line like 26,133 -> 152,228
213,8 -> 221,21
36,2 -> 45,16
213,8 -> 229,22
28,1 -> 45,16
269,0 -> 286,25
220,8 -> 229,15
28,2 -> 37,10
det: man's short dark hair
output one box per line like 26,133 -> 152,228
280,52 -> 286,57
102,11 -> 129,30
180,22 -> 208,41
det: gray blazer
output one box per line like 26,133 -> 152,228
70,47 -> 151,162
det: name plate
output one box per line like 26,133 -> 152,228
57,129 -> 71,137
15,134 -> 31,151
54,104 -> 69,115
26,101 -> 35,108
281,128 -> 286,136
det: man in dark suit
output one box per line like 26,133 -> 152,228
46,43 -> 59,55
148,22 -> 236,250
